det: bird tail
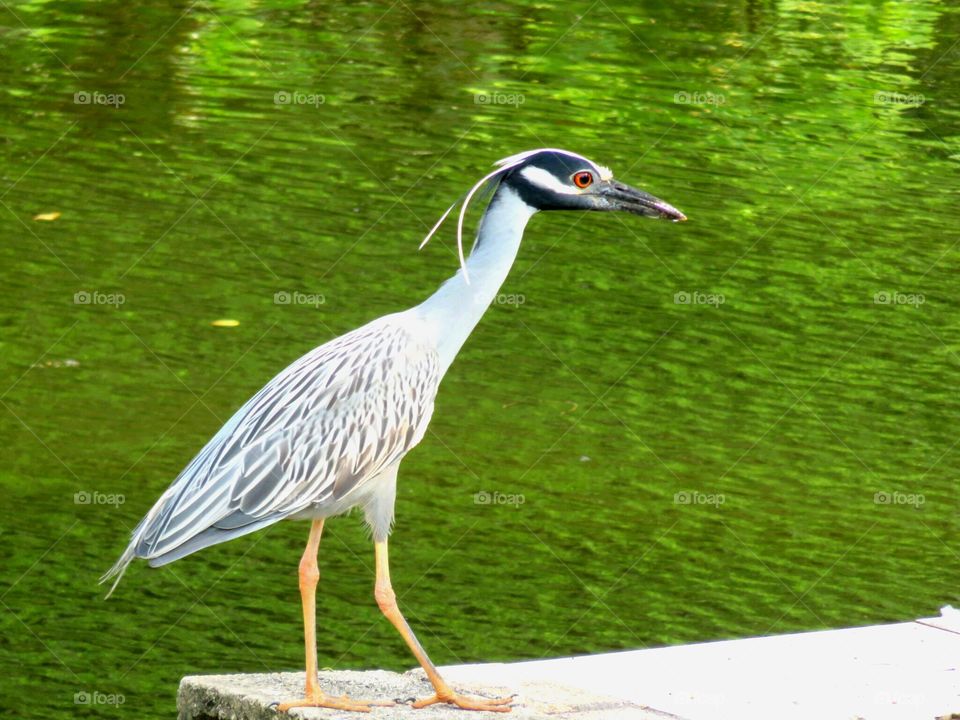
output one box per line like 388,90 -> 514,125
99,500 -> 160,599
99,545 -> 136,599
99,483 -> 281,597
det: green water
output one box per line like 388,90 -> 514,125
2,0 -> 959,716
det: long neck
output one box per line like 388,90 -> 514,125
415,184 -> 537,375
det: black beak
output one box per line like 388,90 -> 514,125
598,179 -> 687,222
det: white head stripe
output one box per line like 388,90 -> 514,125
495,147 -> 613,180
519,166 -> 581,194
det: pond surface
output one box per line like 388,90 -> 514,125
1,0 -> 959,717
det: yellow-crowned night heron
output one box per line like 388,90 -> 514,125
104,148 -> 686,713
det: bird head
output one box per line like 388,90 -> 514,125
496,148 -> 686,221
419,147 -> 686,281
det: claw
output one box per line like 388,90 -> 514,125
412,690 -> 513,712
275,691 -> 395,713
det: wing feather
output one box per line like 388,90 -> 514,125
117,313 -> 439,566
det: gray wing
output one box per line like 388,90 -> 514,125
112,314 -> 439,572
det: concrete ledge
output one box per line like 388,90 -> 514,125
177,669 -> 661,719
178,607 -> 960,720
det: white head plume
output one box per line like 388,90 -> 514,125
418,148 -> 606,284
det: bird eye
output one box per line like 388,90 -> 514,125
573,171 -> 593,189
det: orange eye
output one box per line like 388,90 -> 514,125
573,171 -> 593,188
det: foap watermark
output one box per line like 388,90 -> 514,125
874,91 -> 924,107
74,91 -> 125,108
74,491 -> 125,507
74,290 -> 125,308
674,90 -> 726,106
274,90 -> 325,108
473,490 -> 525,508
674,290 -> 725,307
474,92 -> 525,107
873,290 -> 924,307
674,490 -> 725,507
74,691 -> 125,706
274,290 -> 326,308
874,491 -> 924,508
494,293 -> 525,307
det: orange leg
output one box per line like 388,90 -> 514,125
277,519 -> 393,713
374,539 -> 513,713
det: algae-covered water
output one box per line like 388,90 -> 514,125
1,1 -> 958,717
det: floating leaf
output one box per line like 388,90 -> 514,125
31,358 -> 79,368
33,211 -> 61,221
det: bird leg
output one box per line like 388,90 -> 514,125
374,539 -> 513,713
277,519 -> 393,713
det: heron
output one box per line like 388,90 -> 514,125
103,148 -> 686,713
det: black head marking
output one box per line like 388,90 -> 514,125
498,150 -> 600,210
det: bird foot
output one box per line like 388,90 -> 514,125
412,690 -> 513,712
274,690 -> 394,713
